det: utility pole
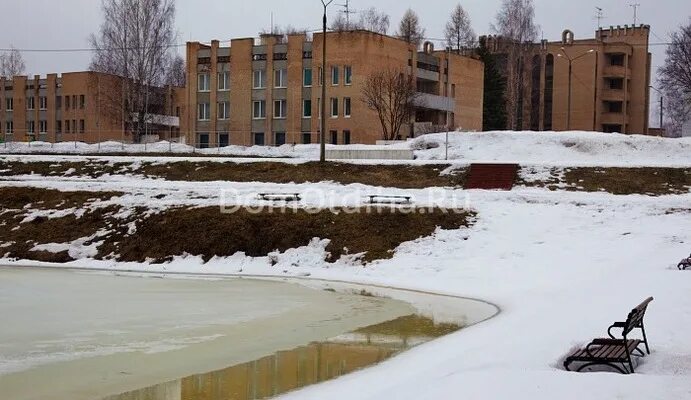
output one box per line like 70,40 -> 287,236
337,0 -> 357,29
629,3 -> 641,25
650,85 -> 664,130
320,0 -> 334,163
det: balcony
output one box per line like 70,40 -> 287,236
416,68 -> 440,82
603,65 -> 630,78
414,93 -> 455,113
601,89 -> 626,101
601,112 -> 629,126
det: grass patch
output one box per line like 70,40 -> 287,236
101,206 -> 473,264
354,314 -> 461,338
0,160 -> 466,189
0,187 -> 122,210
520,167 -> 690,196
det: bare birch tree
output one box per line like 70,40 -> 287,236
659,19 -> 691,136
361,68 -> 419,141
0,46 -> 27,78
165,54 -> 186,87
397,9 -> 426,47
444,4 -> 476,52
492,0 -> 538,130
89,0 -> 178,142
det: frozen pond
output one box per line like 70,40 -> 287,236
0,268 -> 417,400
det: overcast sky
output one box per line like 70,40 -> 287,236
2,0 -> 689,78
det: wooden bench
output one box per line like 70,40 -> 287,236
367,195 -> 412,205
678,254 -> 691,270
258,193 -> 301,202
564,297 -> 654,374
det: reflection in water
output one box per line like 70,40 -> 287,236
104,314 -> 461,400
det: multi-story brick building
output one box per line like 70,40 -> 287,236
483,24 -> 652,135
185,30 -> 484,147
0,71 -> 184,144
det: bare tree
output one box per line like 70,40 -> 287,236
361,68 -> 419,141
445,4 -> 476,52
492,0 -> 538,130
89,0 -> 178,142
165,54 -> 186,87
397,9 -> 426,47
0,46 -> 27,78
331,7 -> 390,34
659,19 -> 691,137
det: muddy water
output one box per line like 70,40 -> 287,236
104,314 -> 461,400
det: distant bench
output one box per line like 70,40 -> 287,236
367,195 -> 412,205
258,193 -> 301,202
564,297 -> 653,374
678,254 -> 691,270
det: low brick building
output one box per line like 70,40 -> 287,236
185,30 -> 484,147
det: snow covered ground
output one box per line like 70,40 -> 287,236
2,130 -> 690,167
1,130 -> 690,399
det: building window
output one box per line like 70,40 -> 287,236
218,101 -> 229,120
530,55 -> 541,131
544,54 -> 554,131
609,78 -> 624,90
65,120 -> 70,133
5,121 -> 13,134
331,66 -> 339,85
344,130 -> 351,145
27,121 -> 35,134
72,95 -> 77,109
609,54 -> 625,66
303,68 -> 313,87
218,72 -> 230,91
27,96 -> 35,110
303,99 -> 312,118
274,132 -> 286,146
39,96 -> 48,110
253,69 -> 266,89
302,132 -> 311,144
72,119 -> 77,133
344,97 -> 351,117
344,65 -> 352,85
330,98 -> 338,118
253,132 -> 265,145
198,74 -> 210,92
274,99 -> 287,119
55,96 -> 62,109
219,132 -> 229,147
274,69 -> 287,88
6,97 -> 13,111
56,120 -> 62,133
318,67 -> 323,86
65,96 -> 70,110
198,103 -> 210,120
197,132 -> 210,149
39,120 -> 47,133
253,100 -> 266,119
605,101 -> 623,113
330,130 -> 338,144
80,95 -> 85,109
79,120 -> 85,133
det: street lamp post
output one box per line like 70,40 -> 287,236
559,48 -> 594,131
320,0 -> 334,163
649,85 -> 664,130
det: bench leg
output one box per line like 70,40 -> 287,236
640,322 -> 651,355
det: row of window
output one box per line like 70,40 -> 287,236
197,98 -> 353,121
197,66 -> 354,92
3,95 -> 85,111
2,119 -> 85,134
247,130 -> 352,146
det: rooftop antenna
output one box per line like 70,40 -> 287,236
270,11 -> 274,35
629,3 -> 641,25
595,7 -> 604,29
337,0 -> 357,29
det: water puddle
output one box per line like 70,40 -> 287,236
103,314 -> 462,400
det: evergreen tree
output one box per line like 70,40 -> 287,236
478,39 -> 507,131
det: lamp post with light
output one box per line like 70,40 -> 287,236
558,48 -> 594,130
319,0 -> 334,162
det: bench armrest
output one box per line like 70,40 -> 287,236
607,322 -> 626,339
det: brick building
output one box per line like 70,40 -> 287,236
0,71 -> 184,144
185,30 -> 484,147
484,24 -> 652,135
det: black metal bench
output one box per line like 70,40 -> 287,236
564,297 -> 654,374
678,254 -> 691,270
258,193 -> 301,202
367,195 -> 412,205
